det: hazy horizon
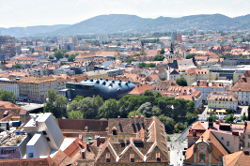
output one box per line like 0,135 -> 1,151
1,0 -> 250,28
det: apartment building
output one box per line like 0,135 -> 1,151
193,80 -> 228,104
232,71 -> 250,105
18,76 -> 67,103
207,91 -> 238,111
0,78 -> 19,99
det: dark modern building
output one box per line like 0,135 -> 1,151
64,79 -> 135,99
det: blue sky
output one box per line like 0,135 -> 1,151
0,0 -> 250,27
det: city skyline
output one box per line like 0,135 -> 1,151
1,0 -> 250,27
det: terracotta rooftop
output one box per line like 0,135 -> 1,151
207,91 -> 238,102
0,101 -> 27,121
185,129 -> 228,162
128,84 -> 155,95
232,71 -> 250,92
223,151 -> 250,166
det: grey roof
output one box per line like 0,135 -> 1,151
67,79 -> 135,99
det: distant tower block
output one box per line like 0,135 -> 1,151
140,40 -> 144,54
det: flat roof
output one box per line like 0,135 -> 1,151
18,102 -> 44,112
27,133 -> 43,146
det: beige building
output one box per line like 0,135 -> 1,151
18,76 -> 67,102
232,71 -> 250,105
208,91 -> 238,110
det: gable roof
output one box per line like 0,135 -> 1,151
191,121 -> 207,130
223,151 -> 250,166
185,129 -> 228,161
170,69 -> 179,75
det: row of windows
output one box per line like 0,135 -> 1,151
105,153 -> 161,162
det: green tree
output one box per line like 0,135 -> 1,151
137,102 -> 153,117
44,89 -> 68,118
139,63 -> 146,68
128,110 -> 142,118
174,123 -> 186,133
126,57 -> 136,64
185,112 -> 198,124
144,90 -> 162,98
98,99 -> 119,119
154,55 -> 165,61
176,77 -> 188,86
186,54 -> 196,59
158,115 -> 175,134
54,49 -> 66,60
225,114 -> 235,123
241,114 -> 248,121
160,48 -> 165,55
72,95 -> 84,102
14,64 -> 22,69
152,106 -> 162,116
49,55 -> 55,60
0,89 -> 16,103
67,96 -> 103,119
68,111 -> 83,119
207,112 -> 217,122
68,54 -> 78,62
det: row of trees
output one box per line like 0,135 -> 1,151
0,89 -> 16,103
49,49 -> 78,62
139,63 -> 156,68
44,90 -> 197,133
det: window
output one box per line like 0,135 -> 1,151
119,123 -> 123,132
227,141 -> 230,146
130,154 -> 135,162
120,141 -> 125,147
199,153 -> 205,163
248,135 -> 250,139
28,153 -> 34,158
248,142 -> 250,148
112,129 -> 117,135
132,123 -> 137,133
156,152 -> 161,162
106,153 -> 110,162
221,137 -> 224,140
46,137 -> 50,141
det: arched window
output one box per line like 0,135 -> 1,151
199,152 -> 205,163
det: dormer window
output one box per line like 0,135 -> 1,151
106,153 -> 111,162
130,154 -> 135,162
112,127 -> 117,135
119,123 -> 123,132
156,152 -> 161,162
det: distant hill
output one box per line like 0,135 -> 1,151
0,25 -> 70,37
1,14 -> 250,37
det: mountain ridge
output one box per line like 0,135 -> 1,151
1,14 -> 250,37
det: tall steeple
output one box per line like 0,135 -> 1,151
170,42 -> 174,54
